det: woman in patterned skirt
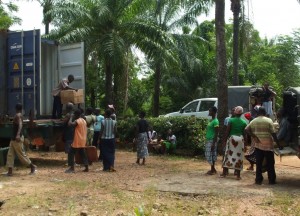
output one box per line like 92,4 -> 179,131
221,106 -> 247,180
135,111 -> 150,165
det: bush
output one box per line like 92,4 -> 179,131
117,116 -> 208,155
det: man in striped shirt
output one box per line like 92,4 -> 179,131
99,109 -> 117,172
245,106 -> 281,185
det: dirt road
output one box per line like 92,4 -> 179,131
0,150 -> 300,216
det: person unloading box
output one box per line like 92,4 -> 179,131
52,74 -> 78,119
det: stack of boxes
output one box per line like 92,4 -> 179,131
60,89 -> 84,104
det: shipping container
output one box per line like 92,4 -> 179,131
0,29 -> 85,150
0,29 -> 85,118
0,30 -> 7,115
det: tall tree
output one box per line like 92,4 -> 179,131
48,0 -> 175,112
37,0 -> 55,35
0,2 -> 21,30
142,0 -> 212,116
215,0 -> 228,134
231,0 -> 241,85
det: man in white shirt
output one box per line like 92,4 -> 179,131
52,74 -> 77,119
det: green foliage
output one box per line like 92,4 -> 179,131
0,2 -> 21,30
123,107 -> 135,118
127,77 -> 151,115
117,116 -> 208,155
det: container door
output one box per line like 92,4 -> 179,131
39,40 -> 58,117
58,42 -> 85,104
7,30 -> 41,117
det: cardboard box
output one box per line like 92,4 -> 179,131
60,89 -> 84,104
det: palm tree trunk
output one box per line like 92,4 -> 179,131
215,0 -> 228,135
153,63 -> 161,117
231,0 -> 241,85
45,22 -> 50,35
105,60 -> 113,105
123,53 -> 129,112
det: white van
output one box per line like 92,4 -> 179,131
164,98 -> 218,119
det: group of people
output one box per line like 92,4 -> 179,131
63,104 -> 117,173
5,101 -> 118,175
205,83 -> 284,185
6,76 -> 284,184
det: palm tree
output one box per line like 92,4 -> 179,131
48,0 -> 175,110
37,0 -> 56,35
231,0 -> 241,85
215,0 -> 228,131
141,0 -> 213,116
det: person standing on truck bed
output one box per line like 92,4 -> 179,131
6,103 -> 37,176
52,74 -> 78,119
262,83 -> 276,118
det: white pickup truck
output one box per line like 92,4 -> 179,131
164,86 -> 252,119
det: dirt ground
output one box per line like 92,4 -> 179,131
0,149 -> 300,216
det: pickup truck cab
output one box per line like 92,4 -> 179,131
164,98 -> 218,119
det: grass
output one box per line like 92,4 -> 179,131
269,191 -> 300,215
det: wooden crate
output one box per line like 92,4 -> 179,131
60,89 -> 84,104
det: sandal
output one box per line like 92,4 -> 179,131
236,176 -> 242,180
246,166 -> 254,171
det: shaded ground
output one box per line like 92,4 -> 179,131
0,149 -> 300,216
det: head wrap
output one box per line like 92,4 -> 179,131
108,104 -> 115,110
234,106 -> 243,115
244,112 -> 251,120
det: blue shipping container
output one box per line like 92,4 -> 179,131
2,29 -> 85,118
7,30 -> 41,116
